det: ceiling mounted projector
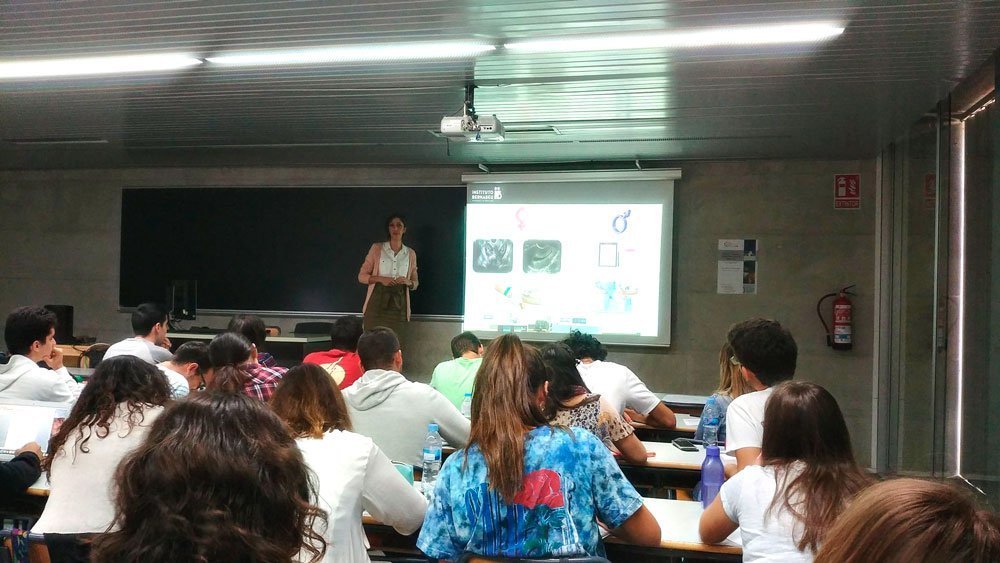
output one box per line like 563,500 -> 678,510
440,85 -> 504,142
440,114 -> 505,142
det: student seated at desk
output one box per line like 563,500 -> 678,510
90,392 -> 328,563
157,341 -> 211,395
33,356 -> 171,535
700,381 -> 871,562
228,314 -> 280,368
302,315 -> 365,389
417,334 -> 660,560
103,302 -> 173,365
208,332 -> 285,402
694,341 -> 753,444
0,305 -> 82,402
814,478 -> 1000,563
430,331 -> 483,410
540,342 -> 650,465
270,363 -> 426,563
343,327 -> 469,466
564,330 -> 676,428
724,318 -> 797,471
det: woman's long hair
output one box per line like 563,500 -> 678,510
43,355 -> 170,475
539,342 -> 591,418
90,392 -> 327,563
761,381 -> 872,552
716,341 -> 752,399
814,478 -> 1000,563
467,334 -> 549,503
271,363 -> 352,437
208,332 -> 252,393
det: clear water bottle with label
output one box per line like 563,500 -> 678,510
421,423 -> 443,488
701,395 -> 722,446
701,444 -> 725,508
460,393 -> 473,418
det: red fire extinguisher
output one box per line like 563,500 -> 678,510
817,285 -> 856,351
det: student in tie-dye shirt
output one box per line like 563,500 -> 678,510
417,334 -> 660,559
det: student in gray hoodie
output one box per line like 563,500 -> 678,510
343,327 -> 470,466
0,306 -> 81,403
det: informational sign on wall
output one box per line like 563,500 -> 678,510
718,239 -> 757,295
834,174 -> 861,209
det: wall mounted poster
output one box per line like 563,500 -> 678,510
718,239 -> 757,295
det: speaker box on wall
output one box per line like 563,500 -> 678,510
44,304 -> 74,343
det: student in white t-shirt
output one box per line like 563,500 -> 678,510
723,318 -> 798,471
270,362 -> 426,563
564,330 -> 676,428
700,381 -> 872,562
104,302 -> 173,365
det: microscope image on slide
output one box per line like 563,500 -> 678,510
473,239 -> 514,273
522,240 -> 561,273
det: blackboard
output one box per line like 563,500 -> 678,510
120,186 -> 466,316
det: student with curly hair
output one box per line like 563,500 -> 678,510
271,363 -> 426,563
563,330 -> 676,428
32,355 -> 172,536
700,381 -> 872,561
90,392 -> 327,563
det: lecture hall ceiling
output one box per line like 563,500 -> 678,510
1,1 -> 998,168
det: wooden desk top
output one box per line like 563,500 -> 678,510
27,473 -> 49,497
628,440 -> 706,470
605,498 -> 742,555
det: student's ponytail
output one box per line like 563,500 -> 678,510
207,332 -> 254,394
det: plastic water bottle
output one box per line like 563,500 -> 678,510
421,423 -> 443,488
701,444 -> 725,508
701,396 -> 722,446
460,393 -> 473,418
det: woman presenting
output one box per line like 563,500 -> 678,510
358,214 -> 419,331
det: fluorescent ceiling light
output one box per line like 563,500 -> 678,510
207,41 -> 496,66
504,23 -> 845,53
0,54 -> 202,79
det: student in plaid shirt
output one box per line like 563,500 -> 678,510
208,332 -> 286,402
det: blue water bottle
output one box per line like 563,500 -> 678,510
701,396 -> 722,446
701,444 -> 725,508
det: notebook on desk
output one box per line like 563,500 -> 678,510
0,399 -> 71,462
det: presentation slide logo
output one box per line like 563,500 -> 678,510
470,186 -> 504,202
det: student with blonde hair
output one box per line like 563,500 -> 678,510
694,341 -> 754,444
700,381 -> 871,561
418,334 -> 660,559
271,363 -> 426,563
814,478 -> 1000,563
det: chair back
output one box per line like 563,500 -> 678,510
80,344 -> 110,369
27,532 -> 93,563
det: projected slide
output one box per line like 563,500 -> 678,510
464,202 -> 663,338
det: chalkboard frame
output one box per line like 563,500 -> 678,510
119,185 -> 466,320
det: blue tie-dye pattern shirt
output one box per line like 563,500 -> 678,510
416,426 -> 644,559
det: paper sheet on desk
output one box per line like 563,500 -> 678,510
682,416 -> 700,427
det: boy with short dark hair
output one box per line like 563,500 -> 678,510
0,306 -> 80,402
429,331 -> 483,409
724,317 -> 798,471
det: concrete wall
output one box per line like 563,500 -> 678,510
0,159 -> 877,465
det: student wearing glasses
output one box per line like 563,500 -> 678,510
694,341 -> 754,444
723,318 -> 797,471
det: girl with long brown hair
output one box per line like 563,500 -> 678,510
270,363 -> 426,563
417,333 -> 660,560
90,392 -> 327,563
814,478 -> 1000,563
32,356 -> 171,536
699,380 -> 872,560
